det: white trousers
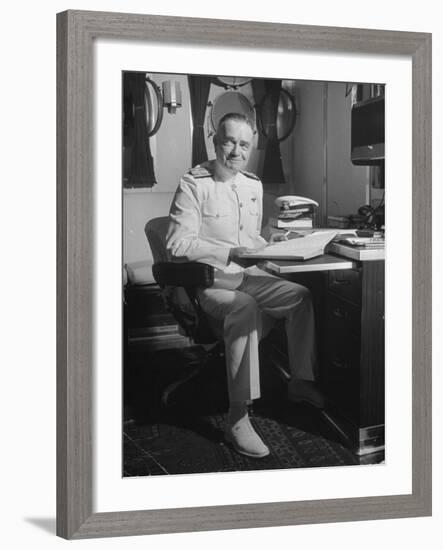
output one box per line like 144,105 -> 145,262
197,267 -> 317,402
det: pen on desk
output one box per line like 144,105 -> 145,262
283,230 -> 304,238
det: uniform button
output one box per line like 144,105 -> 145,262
232,184 -> 237,190
216,214 -> 219,218
239,202 -> 244,208
239,224 -> 244,230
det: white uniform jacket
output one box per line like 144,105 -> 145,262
166,161 -> 267,289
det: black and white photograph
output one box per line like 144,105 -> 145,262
122,71 -> 386,476
2,0 -> 437,545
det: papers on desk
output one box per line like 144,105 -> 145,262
238,230 -> 338,260
337,236 -> 385,249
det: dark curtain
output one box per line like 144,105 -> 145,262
188,75 -> 211,167
260,79 -> 286,185
251,79 -> 267,150
123,72 -> 157,188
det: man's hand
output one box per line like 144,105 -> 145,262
269,232 -> 289,243
229,247 -> 249,260
229,243 -> 266,260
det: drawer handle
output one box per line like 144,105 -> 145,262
333,278 -> 351,285
332,359 -> 349,369
332,307 -> 346,319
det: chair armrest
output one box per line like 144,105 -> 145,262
152,262 -> 214,288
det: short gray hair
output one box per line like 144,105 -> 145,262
217,112 -> 254,132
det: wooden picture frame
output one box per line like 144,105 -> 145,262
56,10 -> 432,539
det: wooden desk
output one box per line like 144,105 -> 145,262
264,247 -> 385,458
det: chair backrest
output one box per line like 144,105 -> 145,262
144,216 -> 219,345
145,216 -> 170,264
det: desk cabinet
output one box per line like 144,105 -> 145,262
262,252 -> 385,458
321,260 -> 385,456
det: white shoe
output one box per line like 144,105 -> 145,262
225,416 -> 270,458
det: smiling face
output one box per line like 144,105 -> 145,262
213,119 -> 254,177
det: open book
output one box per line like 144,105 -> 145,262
238,231 -> 338,260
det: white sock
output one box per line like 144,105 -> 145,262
227,401 -> 249,426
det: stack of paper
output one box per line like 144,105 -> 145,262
238,231 -> 338,260
338,237 -> 385,249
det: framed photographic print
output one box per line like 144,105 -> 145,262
57,10 -> 431,539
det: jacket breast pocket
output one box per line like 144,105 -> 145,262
248,195 -> 260,216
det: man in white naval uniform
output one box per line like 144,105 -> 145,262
166,113 -> 324,458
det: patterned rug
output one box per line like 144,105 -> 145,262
123,347 -> 359,476
123,400 -> 359,477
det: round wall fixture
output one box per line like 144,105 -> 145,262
213,76 -> 252,89
144,76 -> 164,137
258,88 -> 297,142
209,91 -> 256,133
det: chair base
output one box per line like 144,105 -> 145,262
161,344 -> 224,407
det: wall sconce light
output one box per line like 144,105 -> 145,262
162,80 -> 182,114
144,77 -> 182,137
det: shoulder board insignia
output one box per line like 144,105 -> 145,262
188,165 -> 213,178
241,170 -> 260,181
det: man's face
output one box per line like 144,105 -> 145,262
214,120 -> 254,174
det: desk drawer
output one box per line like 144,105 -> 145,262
326,294 -> 361,338
325,320 -> 361,370
328,268 -> 362,305
322,326 -> 361,424
325,339 -> 360,371
324,295 -> 361,370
